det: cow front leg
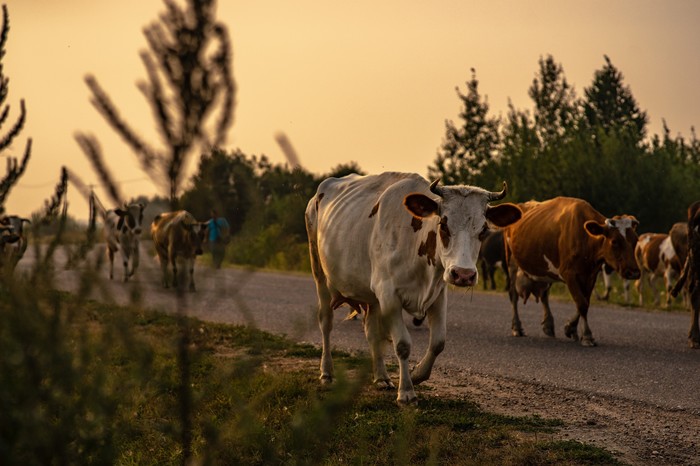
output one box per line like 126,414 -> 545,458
107,247 -> 115,280
363,304 -> 393,389
381,306 -> 416,405
508,272 -> 525,336
317,288 -> 334,383
564,275 -> 596,346
130,243 -> 140,278
122,254 -> 130,283
170,255 -> 179,289
188,258 -> 196,292
411,293 -> 446,385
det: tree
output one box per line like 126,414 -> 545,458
583,55 -> 647,144
0,4 -> 31,215
78,0 -> 236,206
180,148 -> 259,234
428,68 -> 500,186
528,55 -> 578,145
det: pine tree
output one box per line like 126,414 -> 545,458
583,55 -> 647,143
428,68 -> 500,186
528,55 -> 578,145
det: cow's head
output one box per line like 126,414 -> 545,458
0,215 -> 30,235
181,221 -> 209,255
584,214 -> 640,280
0,225 -> 20,246
404,180 -> 522,287
115,203 -> 146,237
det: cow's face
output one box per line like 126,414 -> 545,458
182,222 -> 208,255
584,215 -> 640,280
404,181 -> 521,287
115,203 -> 146,238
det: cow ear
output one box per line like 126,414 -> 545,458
115,209 -> 127,217
404,193 -> 439,218
486,203 -> 522,228
584,220 -> 607,237
630,216 -> 639,231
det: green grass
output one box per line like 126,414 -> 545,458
1,291 -> 623,465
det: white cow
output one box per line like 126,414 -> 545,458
305,172 -> 522,404
100,202 -> 146,282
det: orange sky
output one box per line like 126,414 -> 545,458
4,0 -> 700,219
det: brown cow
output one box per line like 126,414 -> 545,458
151,211 -> 208,292
504,198 -> 640,346
671,201 -> 700,348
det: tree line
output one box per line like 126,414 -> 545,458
430,55 -> 699,233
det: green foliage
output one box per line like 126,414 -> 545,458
431,54 -> 700,235
0,291 -> 621,464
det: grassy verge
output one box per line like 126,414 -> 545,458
2,290 -> 622,465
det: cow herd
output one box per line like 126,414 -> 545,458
89,193 -> 209,292
305,171 -> 700,404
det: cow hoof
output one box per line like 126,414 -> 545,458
396,394 -> 418,406
542,326 -> 555,337
564,324 -> 578,341
580,337 -> 596,347
319,374 -> 333,385
374,379 -> 395,390
689,339 -> 700,349
511,328 -> 525,337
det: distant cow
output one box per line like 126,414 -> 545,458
671,202 -> 700,348
305,172 -> 522,404
0,224 -> 20,272
0,215 -> 30,272
478,229 -> 509,291
151,210 -> 208,292
95,197 -> 146,282
634,233 -> 682,307
595,264 -> 631,303
504,198 -> 640,346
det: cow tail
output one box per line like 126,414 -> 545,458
305,196 -> 326,284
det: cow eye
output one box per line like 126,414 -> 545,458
478,225 -> 489,241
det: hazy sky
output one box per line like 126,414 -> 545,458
4,0 -> 700,219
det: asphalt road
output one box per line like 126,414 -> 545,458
33,244 -> 700,415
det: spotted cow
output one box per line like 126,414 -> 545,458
634,232 -> 682,307
504,198 -> 640,346
305,172 -> 522,404
101,203 -> 146,282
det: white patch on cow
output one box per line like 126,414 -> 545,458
637,234 -> 652,249
543,254 -> 562,279
659,236 -> 676,263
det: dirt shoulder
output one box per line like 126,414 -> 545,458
421,367 -> 700,466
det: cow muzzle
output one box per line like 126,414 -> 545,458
448,267 -> 477,287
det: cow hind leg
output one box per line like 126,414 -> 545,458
689,290 -> 700,349
317,289 -> 334,384
540,288 -> 555,337
363,304 -> 393,389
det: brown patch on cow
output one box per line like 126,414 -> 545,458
418,231 -> 437,266
439,216 -> 451,248
369,202 -> 379,218
411,216 -> 423,232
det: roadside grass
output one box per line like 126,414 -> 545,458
2,289 -> 622,465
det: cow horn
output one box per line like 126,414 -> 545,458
605,218 -> 615,228
429,179 -> 443,197
487,181 -> 508,202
